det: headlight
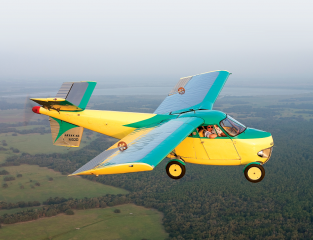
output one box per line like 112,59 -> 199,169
257,151 -> 264,157
257,148 -> 273,158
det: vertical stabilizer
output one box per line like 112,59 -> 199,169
55,81 -> 96,110
49,117 -> 84,147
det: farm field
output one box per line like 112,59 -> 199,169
0,204 -> 168,240
0,109 -> 29,124
0,165 -> 128,203
0,131 -> 100,164
0,206 -> 42,215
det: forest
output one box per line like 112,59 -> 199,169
1,94 -> 313,239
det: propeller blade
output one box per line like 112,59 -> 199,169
23,96 -> 37,126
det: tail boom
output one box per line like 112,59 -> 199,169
35,107 -> 158,139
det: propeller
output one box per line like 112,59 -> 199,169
24,93 -> 52,126
23,96 -> 37,126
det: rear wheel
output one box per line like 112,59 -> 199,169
244,164 -> 265,183
166,161 -> 186,179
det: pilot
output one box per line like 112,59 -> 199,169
204,125 -> 217,139
201,125 -> 226,138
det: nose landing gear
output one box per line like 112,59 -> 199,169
244,163 -> 265,183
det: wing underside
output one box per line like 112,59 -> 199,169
154,70 -> 230,114
70,117 -> 203,176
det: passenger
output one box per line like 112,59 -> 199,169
198,126 -> 205,137
204,125 -> 217,139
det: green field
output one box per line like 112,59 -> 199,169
0,165 -> 128,203
0,109 -> 26,123
0,204 -> 168,240
0,131 -> 100,164
0,206 -> 43,215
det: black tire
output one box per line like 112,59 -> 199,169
244,164 -> 265,183
166,161 -> 186,180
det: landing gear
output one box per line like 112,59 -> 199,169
244,164 -> 265,183
166,160 -> 186,179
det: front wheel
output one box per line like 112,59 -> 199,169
166,161 -> 186,179
244,164 -> 265,183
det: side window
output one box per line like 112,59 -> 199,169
197,126 -> 206,138
196,125 -> 227,139
189,129 -> 200,137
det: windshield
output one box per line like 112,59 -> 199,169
220,115 -> 246,137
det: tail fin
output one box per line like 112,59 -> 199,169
49,117 -> 84,147
56,81 -> 96,110
31,81 -> 96,111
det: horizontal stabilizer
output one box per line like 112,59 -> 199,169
31,98 -> 83,111
31,81 -> 96,111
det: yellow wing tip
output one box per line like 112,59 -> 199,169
30,98 -> 66,100
69,163 -> 154,177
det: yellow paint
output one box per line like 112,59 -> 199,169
184,158 -> 242,166
70,163 -> 153,176
31,98 -> 82,111
32,98 -> 66,102
175,136 -> 240,163
38,107 -> 273,170
193,138 -> 209,159
174,137 -> 196,158
169,164 -> 182,177
247,167 -> 262,180
38,107 -> 156,139
176,135 -> 273,166
235,136 -> 273,165
201,137 -> 240,160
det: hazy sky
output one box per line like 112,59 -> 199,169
0,0 -> 312,85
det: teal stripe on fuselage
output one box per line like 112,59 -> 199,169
124,114 -> 176,128
233,128 -> 271,139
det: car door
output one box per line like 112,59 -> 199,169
192,129 -> 210,160
174,129 -> 209,160
200,125 -> 241,161
174,134 -> 196,159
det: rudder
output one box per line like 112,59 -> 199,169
56,81 -> 96,110
49,117 -> 84,147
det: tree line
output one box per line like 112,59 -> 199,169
0,195 -> 129,225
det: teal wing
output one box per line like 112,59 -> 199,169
154,70 -> 230,114
70,117 -> 203,176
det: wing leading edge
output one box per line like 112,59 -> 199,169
70,117 -> 203,176
154,70 -> 230,114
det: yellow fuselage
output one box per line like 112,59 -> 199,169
39,108 -> 155,139
39,107 -> 273,166
174,135 -> 273,166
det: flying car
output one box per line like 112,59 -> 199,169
30,70 -> 273,183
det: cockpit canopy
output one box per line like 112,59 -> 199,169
220,115 -> 246,137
